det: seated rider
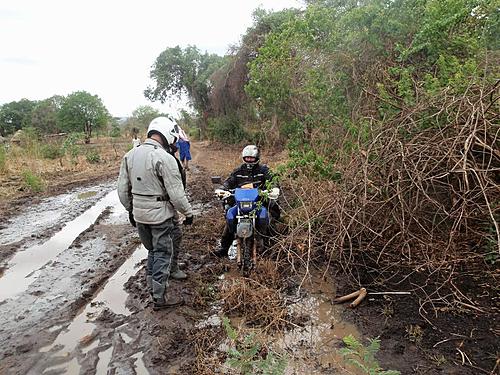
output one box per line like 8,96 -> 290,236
213,145 -> 280,258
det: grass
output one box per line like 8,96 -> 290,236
22,170 -> 44,192
0,145 -> 6,173
0,136 -> 130,201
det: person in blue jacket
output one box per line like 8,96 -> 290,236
177,127 -> 191,171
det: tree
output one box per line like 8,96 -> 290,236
31,95 -> 64,135
57,91 -> 109,143
131,105 -> 161,129
0,99 -> 37,136
144,45 -> 225,136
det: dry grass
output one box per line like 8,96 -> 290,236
273,79 -> 500,317
0,136 -> 130,201
220,276 -> 289,332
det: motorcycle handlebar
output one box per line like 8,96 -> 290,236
214,187 -> 280,200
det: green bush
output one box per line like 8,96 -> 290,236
40,144 -> 63,160
0,145 -> 6,173
223,317 -> 287,375
22,170 -> 44,192
110,124 -> 121,138
208,114 -> 248,143
86,150 -> 101,164
62,133 -> 82,162
339,335 -> 400,375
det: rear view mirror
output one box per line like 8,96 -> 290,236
211,176 -> 222,184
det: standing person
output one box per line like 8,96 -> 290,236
132,133 -> 141,148
177,127 -> 191,171
118,116 -> 194,310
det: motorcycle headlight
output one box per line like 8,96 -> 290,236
240,201 -> 253,210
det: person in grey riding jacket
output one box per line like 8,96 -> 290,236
118,116 -> 193,310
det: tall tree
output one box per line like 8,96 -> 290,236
31,95 -> 64,135
144,45 -> 225,136
131,105 -> 161,129
0,99 -> 37,136
57,91 -> 109,143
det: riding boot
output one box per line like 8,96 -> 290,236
213,225 -> 233,257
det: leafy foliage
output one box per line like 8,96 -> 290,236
128,105 -> 162,131
30,96 -> 64,135
40,143 -> 64,160
145,46 -> 225,113
222,317 -> 287,374
0,99 -> 37,136
22,170 -> 44,192
86,150 -> 101,164
339,335 -> 400,375
57,91 -> 110,142
62,133 -> 82,162
0,145 -> 7,173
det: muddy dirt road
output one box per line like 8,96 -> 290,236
0,143 -> 355,374
0,142 -> 494,374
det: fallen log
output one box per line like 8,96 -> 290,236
349,288 -> 367,308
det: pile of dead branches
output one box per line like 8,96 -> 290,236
276,80 -> 499,313
220,277 -> 289,331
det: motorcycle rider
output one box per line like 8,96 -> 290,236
213,144 -> 280,258
118,116 -> 193,310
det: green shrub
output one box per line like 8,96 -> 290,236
86,150 -> 101,164
208,114 -> 248,143
62,133 -> 82,162
22,170 -> 44,192
0,145 -> 6,173
110,124 -> 121,138
223,316 -> 287,374
339,335 -> 400,375
40,144 -> 63,160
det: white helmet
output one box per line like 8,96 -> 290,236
242,145 -> 260,166
147,116 -> 179,145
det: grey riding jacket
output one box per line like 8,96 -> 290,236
117,139 -> 193,224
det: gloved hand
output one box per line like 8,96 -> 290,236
184,215 -> 193,225
128,211 -> 136,227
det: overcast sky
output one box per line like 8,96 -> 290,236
1,0 -> 302,117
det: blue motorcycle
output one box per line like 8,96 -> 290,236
214,180 -> 280,276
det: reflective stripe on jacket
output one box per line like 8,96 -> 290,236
117,139 -> 192,224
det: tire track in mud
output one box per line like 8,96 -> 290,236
0,182 -> 140,375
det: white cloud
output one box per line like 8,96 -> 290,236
0,0 -> 302,117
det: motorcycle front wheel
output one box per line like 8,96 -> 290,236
241,236 -> 254,277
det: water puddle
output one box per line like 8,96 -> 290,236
78,191 -> 98,200
0,183 -> 114,246
43,358 -> 79,374
132,352 -> 149,374
120,332 -> 133,344
0,190 -> 120,302
95,346 -> 113,374
82,338 -> 100,354
40,245 -> 147,371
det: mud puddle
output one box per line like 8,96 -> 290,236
0,189 -> 120,302
0,182 -> 116,246
200,266 -> 363,374
38,245 -> 147,373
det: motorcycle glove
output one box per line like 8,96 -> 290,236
128,211 -> 136,227
184,215 -> 194,225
